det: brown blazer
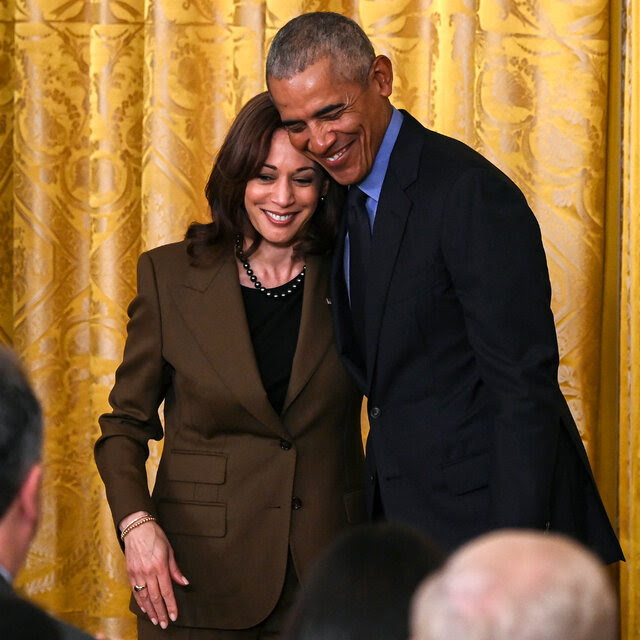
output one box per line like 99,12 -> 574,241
95,240 -> 366,630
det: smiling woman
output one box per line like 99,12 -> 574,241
94,91 -> 366,640
242,129 -> 327,268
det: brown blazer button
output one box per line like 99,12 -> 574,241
280,439 -> 292,450
291,496 -> 303,510
369,406 -> 381,419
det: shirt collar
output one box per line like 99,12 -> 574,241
357,106 -> 403,204
0,563 -> 13,585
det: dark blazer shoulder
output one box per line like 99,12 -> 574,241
393,110 -> 523,194
0,586 -> 95,640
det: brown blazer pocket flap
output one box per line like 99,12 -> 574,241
159,500 -> 226,537
168,450 -> 227,485
344,488 -> 367,524
441,451 -> 489,496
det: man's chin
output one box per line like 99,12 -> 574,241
323,164 -> 364,186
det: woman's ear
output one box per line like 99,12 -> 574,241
321,178 -> 330,198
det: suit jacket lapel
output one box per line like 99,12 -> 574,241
170,246 -> 284,437
282,254 -> 334,416
331,113 -> 426,392
364,112 -> 425,385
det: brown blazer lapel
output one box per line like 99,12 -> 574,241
282,253 -> 334,416
169,247 -> 285,437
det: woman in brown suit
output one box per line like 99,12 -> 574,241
94,92 -> 366,639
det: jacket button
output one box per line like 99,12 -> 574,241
369,406 -> 381,419
280,439 -> 292,450
291,496 -> 303,510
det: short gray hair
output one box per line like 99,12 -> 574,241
410,531 -> 617,640
266,12 -> 375,86
0,346 -> 43,518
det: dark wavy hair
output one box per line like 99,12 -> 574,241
285,523 -> 444,640
186,92 -> 344,265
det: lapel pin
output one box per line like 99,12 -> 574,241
326,297 -> 332,305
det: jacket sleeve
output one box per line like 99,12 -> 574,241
441,166 -> 561,528
94,251 -> 171,529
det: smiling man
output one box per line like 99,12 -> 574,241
266,12 -> 623,563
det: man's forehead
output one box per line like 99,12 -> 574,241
270,66 -> 358,118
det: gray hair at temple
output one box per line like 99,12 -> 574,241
266,12 -> 375,87
410,530 -> 617,640
0,346 -> 43,518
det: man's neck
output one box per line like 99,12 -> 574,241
0,521 -> 29,579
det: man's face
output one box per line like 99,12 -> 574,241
268,56 -> 393,185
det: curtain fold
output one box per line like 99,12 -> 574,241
618,0 -> 639,637
0,1 -> 636,638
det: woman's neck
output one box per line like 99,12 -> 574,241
237,239 -> 305,289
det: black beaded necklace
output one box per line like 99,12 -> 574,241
235,235 -> 306,299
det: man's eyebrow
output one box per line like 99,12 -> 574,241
281,103 -> 345,127
314,103 -> 345,117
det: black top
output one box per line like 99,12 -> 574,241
241,277 -> 304,414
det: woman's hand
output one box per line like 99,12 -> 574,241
121,512 -> 189,629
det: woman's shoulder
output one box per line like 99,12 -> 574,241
140,239 -> 231,281
144,239 -> 190,265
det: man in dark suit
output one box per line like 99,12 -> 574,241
0,345 -> 94,639
266,11 -> 623,563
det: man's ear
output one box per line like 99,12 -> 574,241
18,463 -> 42,524
370,55 -> 393,98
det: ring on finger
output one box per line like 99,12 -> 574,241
133,584 -> 147,592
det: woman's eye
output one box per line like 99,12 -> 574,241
257,174 -> 274,182
294,178 -> 313,185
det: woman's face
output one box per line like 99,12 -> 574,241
244,129 -> 326,248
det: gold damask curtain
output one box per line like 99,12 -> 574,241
0,1 -> 637,638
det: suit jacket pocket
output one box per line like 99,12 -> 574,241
168,450 -> 227,484
441,451 -> 489,495
159,500 -> 226,537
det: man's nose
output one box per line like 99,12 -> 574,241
307,123 -> 337,156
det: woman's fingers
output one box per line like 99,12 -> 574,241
144,575 -> 171,629
124,521 -> 187,628
169,551 -> 190,587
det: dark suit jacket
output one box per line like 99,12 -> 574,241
0,574 -> 95,639
331,111 -> 623,563
95,241 -> 366,629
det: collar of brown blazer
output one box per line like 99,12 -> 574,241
169,245 -> 334,436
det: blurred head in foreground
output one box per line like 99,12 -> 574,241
286,522 -> 443,640
410,529 -> 617,640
